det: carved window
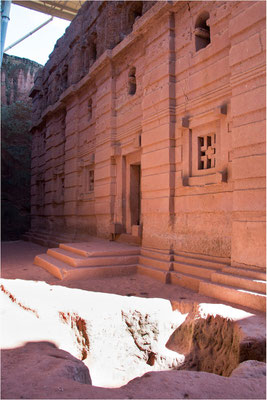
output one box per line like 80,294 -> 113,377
195,12 -> 210,52
128,1 -> 143,33
88,98 -> 92,121
92,42 -> 97,61
89,32 -> 97,66
88,169 -> 94,192
198,134 -> 216,170
179,106 -> 229,187
60,109 -> 66,141
77,156 -> 95,200
128,67 -> 136,95
61,64 -> 68,90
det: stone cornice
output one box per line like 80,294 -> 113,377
176,84 -> 231,116
230,63 -> 266,89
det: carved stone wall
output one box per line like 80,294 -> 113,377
28,1 -> 266,269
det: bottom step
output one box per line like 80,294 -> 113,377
34,254 -> 137,280
137,264 -> 168,283
169,271 -> 207,292
199,281 -> 266,312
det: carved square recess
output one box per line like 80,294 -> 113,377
180,111 -> 228,187
198,133 -> 216,170
87,168 -> 94,192
77,155 -> 95,201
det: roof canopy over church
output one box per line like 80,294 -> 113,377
13,0 -> 85,20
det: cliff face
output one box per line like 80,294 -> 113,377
1,54 -> 42,240
1,54 -> 41,105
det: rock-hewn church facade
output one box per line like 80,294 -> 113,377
27,1 -> 266,276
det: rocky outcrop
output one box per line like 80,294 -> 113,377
1,54 -> 42,240
0,278 -> 185,388
2,341 -> 92,388
166,313 -> 241,376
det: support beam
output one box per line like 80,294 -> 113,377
4,16 -> 53,52
1,0 -> 11,66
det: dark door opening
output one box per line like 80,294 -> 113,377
130,164 -> 141,226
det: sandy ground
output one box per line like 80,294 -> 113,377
1,240 -> 266,400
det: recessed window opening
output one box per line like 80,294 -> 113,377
88,169 -> 94,192
195,12 -> 210,52
88,99 -> 92,121
62,64 -> 68,89
90,32 -> 97,62
128,2 -> 143,32
198,134 -> 216,170
92,42 -> 97,61
61,177 -> 64,198
128,67 -> 136,95
133,8 -> 142,21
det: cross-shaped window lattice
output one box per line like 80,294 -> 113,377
198,134 -> 216,170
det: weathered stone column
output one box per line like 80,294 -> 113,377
141,9 -> 176,250
229,1 -> 266,269
94,56 -> 117,238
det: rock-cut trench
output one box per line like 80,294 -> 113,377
0,279 -> 265,388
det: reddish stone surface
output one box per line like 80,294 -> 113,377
27,2 -> 265,275
1,53 -> 41,105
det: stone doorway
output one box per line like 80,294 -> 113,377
112,151 -> 142,243
130,163 -> 141,235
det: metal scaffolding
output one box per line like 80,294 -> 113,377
1,0 -> 11,65
1,0 -> 84,66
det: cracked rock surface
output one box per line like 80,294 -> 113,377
0,278 -> 185,388
1,242 -> 266,399
1,277 -> 266,399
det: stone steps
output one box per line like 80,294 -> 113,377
211,271 -> 266,294
169,271 -> 209,292
59,242 -> 140,257
141,247 -> 173,261
222,266 -> 266,280
136,264 -> 169,283
23,232 -> 48,247
23,231 -> 74,248
34,254 -> 137,280
47,247 -> 138,268
34,240 -> 140,280
173,254 -> 226,270
138,249 -> 266,312
172,261 -> 218,279
174,250 -> 230,265
139,255 -> 171,271
31,235 -> 266,311
199,281 -> 266,312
